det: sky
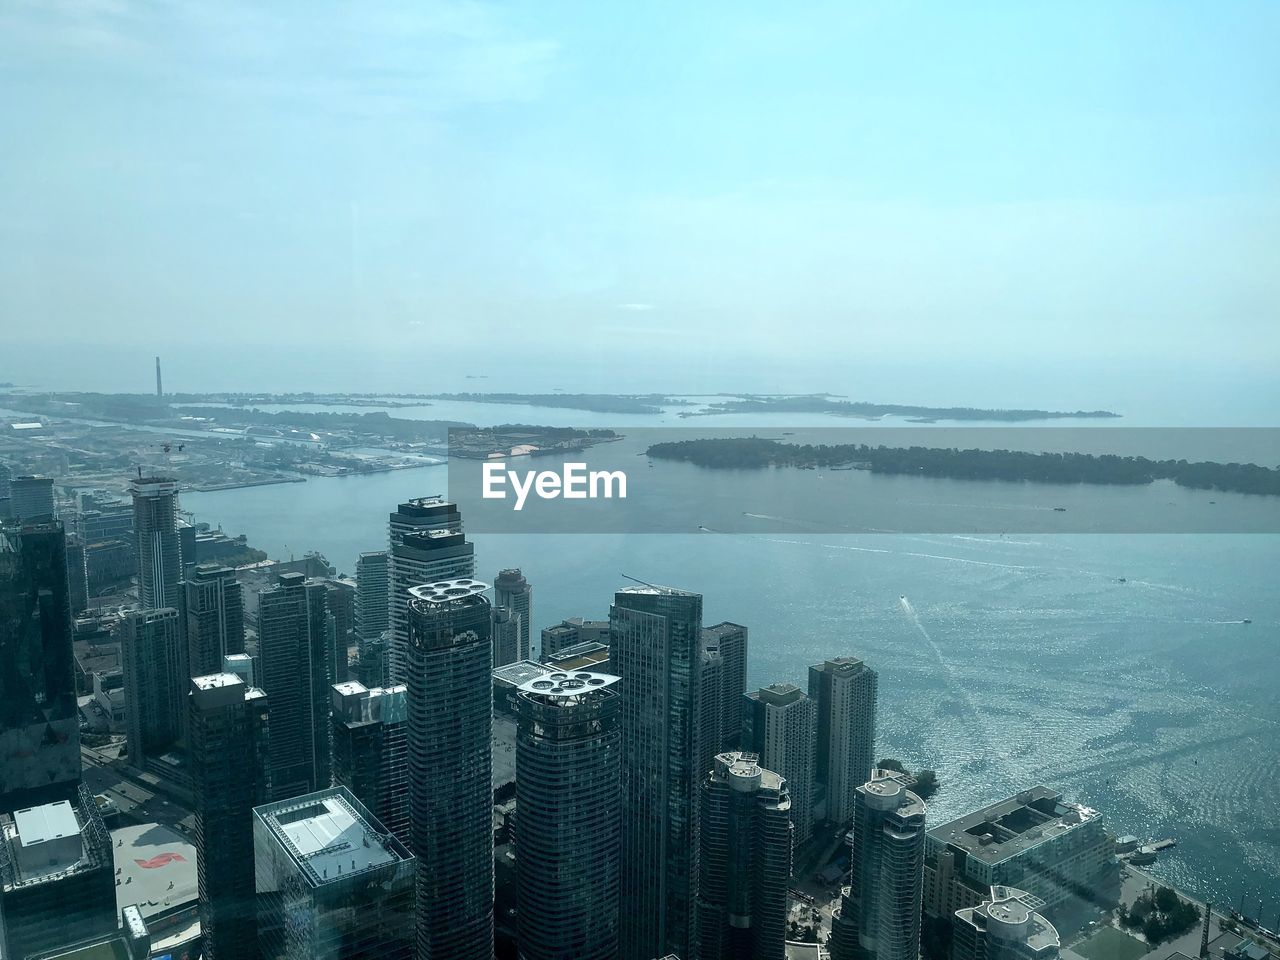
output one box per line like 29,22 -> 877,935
1,1 -> 1277,413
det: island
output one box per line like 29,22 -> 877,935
645,437 -> 1280,497
676,394 -> 1120,422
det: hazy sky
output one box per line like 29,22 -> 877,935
2,1 -> 1277,407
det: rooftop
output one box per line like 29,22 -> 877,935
493,660 -> 554,688
255,788 -> 409,888
14,800 -> 80,846
928,786 -> 1100,864
111,822 -> 197,921
518,670 -> 620,699
407,578 -> 490,605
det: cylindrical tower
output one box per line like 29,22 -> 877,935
515,671 -> 621,960
405,579 -> 494,960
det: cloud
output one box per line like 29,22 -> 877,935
618,302 -> 656,312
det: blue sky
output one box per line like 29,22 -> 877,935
1,1 -> 1277,407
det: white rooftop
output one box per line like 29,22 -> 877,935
14,801 -> 80,846
260,791 -> 402,886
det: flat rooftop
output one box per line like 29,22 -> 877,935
928,786 -> 1100,864
407,579 -> 489,605
256,789 -> 407,887
493,660 -> 554,687
111,822 -> 198,921
14,801 -> 80,846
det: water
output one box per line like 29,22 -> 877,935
178,401 -> 1280,910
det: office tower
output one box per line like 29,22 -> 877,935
354,551 -> 389,683
953,887 -> 1061,960
325,578 -> 355,682
610,584 -> 706,960
0,784 -> 117,960
491,605 -> 522,668
184,565 -> 246,678
0,520 -> 80,810
257,573 -> 331,798
493,567 -> 532,660
703,622 -> 748,749
64,534 -> 88,615
923,787 -> 1118,924
515,671 -> 622,960
696,752 -> 792,960
540,616 -> 609,659
809,656 -> 878,824
405,579 -> 493,960
331,681 -> 410,844
828,770 -> 927,960
9,476 -> 55,522
253,787 -> 415,960
177,519 -> 196,577
745,683 -> 817,846
698,642 -> 725,783
129,476 -> 182,609
386,497 -> 474,684
119,607 -> 184,767
189,673 -> 270,960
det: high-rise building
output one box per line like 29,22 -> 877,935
703,622 -> 748,749
183,565 -> 246,678
0,519 -> 80,810
828,770 -> 927,960
0,785 -> 117,960
64,534 -> 88,615
540,616 -> 609,659
129,476 -> 182,609
923,787 -> 1118,925
491,605 -> 522,668
386,498 -> 474,684
515,670 -> 621,960
354,551 -> 389,684
120,607 -> 184,767
493,567 -> 532,661
696,752 -> 792,960
610,584 -> 706,960
253,786 -> 415,960
257,573 -> 332,798
809,656 -> 878,824
9,476 -> 55,522
188,673 -> 270,960
325,578 -> 355,683
953,886 -> 1061,960
405,579 -> 493,960
745,682 -> 817,846
331,681 -> 410,844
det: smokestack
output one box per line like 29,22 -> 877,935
155,356 -> 163,397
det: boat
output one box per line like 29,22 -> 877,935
1242,618 -> 1252,624
1053,506 -> 1067,512
1118,578 -> 1127,583
899,595 -> 906,601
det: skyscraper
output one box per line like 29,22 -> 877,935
64,533 -> 88,615
188,673 -> 270,960
809,656 -> 878,824
515,670 -> 621,960
130,476 -> 183,609
952,887 -> 1061,960
253,787 -> 415,960
610,584 -> 706,960
493,567 -> 532,661
120,607 -> 184,768
405,579 -> 493,960
9,476 -> 55,522
491,605 -> 522,668
355,551 -> 390,685
331,680 -> 410,844
257,573 -> 332,799
828,770 -> 927,960
696,752 -> 793,960
325,577 -> 355,683
703,622 -> 748,749
386,498 -> 474,684
0,784 -> 117,960
745,682 -> 817,846
0,519 -> 80,810
183,565 -> 246,678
